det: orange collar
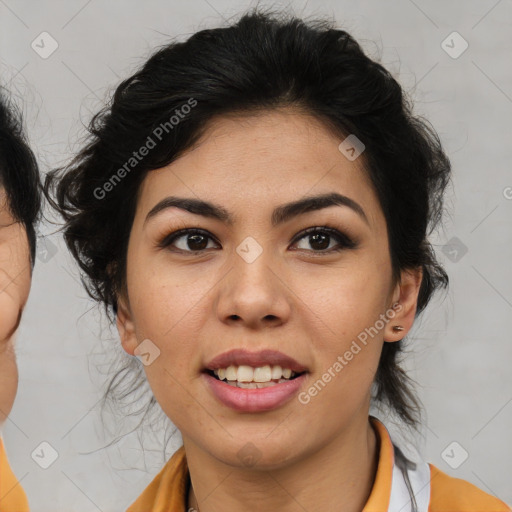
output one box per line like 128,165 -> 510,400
363,416 -> 394,511
127,416 -> 395,511
0,436 -> 30,512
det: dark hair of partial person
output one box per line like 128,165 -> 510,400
44,7 -> 451,432
0,88 -> 41,266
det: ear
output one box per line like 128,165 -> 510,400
383,267 -> 423,343
116,295 -> 138,356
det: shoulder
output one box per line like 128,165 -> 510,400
0,436 -> 30,512
428,463 -> 511,512
127,445 -> 189,511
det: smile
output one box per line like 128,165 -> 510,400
210,364 -> 301,388
202,348 -> 309,412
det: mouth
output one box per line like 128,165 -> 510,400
202,349 -> 309,412
204,364 -> 306,389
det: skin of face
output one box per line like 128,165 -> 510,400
116,109 -> 422,511
0,189 -> 32,426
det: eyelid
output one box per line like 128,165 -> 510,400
291,225 -> 358,250
158,224 -> 358,254
157,227 -> 218,250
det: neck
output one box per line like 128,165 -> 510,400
184,415 -> 379,512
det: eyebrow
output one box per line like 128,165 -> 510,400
145,192 -> 369,227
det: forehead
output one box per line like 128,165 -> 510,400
136,110 -> 382,228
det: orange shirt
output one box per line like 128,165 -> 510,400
127,417 -> 511,512
0,436 -> 29,512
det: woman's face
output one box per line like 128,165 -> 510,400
117,109 -> 420,468
0,189 -> 31,425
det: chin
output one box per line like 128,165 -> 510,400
202,434 -> 302,471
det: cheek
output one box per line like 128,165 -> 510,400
297,262 -> 389,401
0,348 -> 19,424
126,258 -> 210,391
0,228 -> 31,299
130,273 -> 209,344
303,260 -> 390,341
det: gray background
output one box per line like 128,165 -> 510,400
1,0 -> 511,510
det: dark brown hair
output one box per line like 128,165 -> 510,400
0,87 -> 41,265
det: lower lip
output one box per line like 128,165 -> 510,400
203,372 -> 307,412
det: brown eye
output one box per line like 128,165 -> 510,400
291,226 -> 357,253
158,226 -> 357,255
158,229 -> 219,253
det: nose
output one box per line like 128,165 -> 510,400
216,245 -> 291,330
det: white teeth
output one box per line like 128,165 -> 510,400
282,368 -> 292,379
211,364 -> 298,383
224,379 -> 291,389
237,365 -> 254,382
253,365 -> 272,382
236,381 -> 258,389
225,365 -> 237,381
271,365 -> 282,379
256,382 -> 275,388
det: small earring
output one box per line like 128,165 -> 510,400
392,325 -> 404,332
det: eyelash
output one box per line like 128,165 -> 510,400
157,225 -> 358,255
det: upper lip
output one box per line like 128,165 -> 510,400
204,349 -> 308,373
